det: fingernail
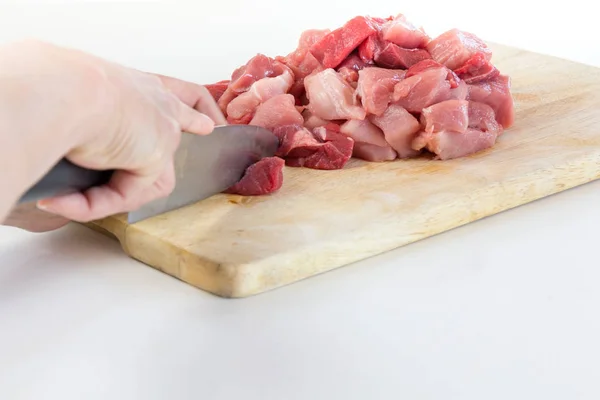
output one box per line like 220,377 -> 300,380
36,200 -> 48,210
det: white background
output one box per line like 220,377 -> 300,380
0,1 -> 599,399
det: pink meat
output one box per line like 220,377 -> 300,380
392,67 -> 468,113
380,14 -> 430,49
353,143 -> 398,162
304,68 -> 366,120
224,157 -> 285,196
218,55 -> 289,113
276,29 -> 329,100
226,67 -> 294,124
336,52 -> 372,85
249,94 -> 304,130
205,80 -> 229,102
468,101 -> 503,135
426,29 -> 492,70
340,119 -> 397,161
278,125 -> 354,170
309,16 -> 377,68
302,108 -> 329,130
374,42 -> 431,69
358,35 -> 379,63
356,67 -> 405,116
467,74 -> 515,128
412,128 -> 498,160
453,52 -> 499,84
406,59 -> 460,88
420,100 -> 470,134
369,104 -> 421,158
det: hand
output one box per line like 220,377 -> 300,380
0,40 -> 226,224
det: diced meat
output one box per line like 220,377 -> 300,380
420,100 -> 469,134
453,52 -> 499,84
336,52 -> 372,84
249,94 -> 304,130
426,29 -> 492,70
218,54 -> 289,113
340,119 -> 398,161
226,67 -> 294,124
302,108 -> 329,130
224,157 -> 285,196
374,42 -> 431,69
468,74 -> 515,128
412,128 -> 498,160
277,125 -> 354,170
370,104 -> 421,158
468,101 -> 503,135
309,16 -> 377,68
406,59 -> 460,88
358,35 -> 379,63
304,68 -> 366,120
205,80 -> 229,102
392,67 -> 467,113
356,67 -> 405,116
353,143 -> 398,162
380,14 -> 430,49
277,29 -> 329,100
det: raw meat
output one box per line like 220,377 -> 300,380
309,16 -> 377,68
304,68 -> 366,120
426,29 -> 492,70
224,157 -> 285,196
380,14 -> 430,49
207,12 -> 515,196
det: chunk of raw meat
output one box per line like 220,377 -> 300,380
392,67 -> 467,113
340,119 -> 397,161
467,74 -> 514,128
226,67 -> 294,124
370,104 -> 421,158
358,35 -> 379,63
336,52 -> 372,84
275,125 -> 354,169
453,52 -> 499,84
380,14 -> 430,49
309,16 -> 377,68
374,42 -> 431,69
406,59 -> 460,88
468,101 -> 503,135
412,128 -> 498,160
356,67 -> 405,116
304,68 -> 366,120
276,29 -> 329,99
249,94 -> 304,130
218,55 -> 290,113
302,108 -> 329,130
420,100 -> 470,134
205,80 -> 229,102
224,157 -> 285,196
426,29 -> 492,70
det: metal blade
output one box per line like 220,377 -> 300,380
127,125 -> 278,224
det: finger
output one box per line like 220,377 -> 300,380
36,163 -> 175,222
178,103 -> 215,135
156,74 -> 227,125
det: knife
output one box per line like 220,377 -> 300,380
17,125 -> 279,223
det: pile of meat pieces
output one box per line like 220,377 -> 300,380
206,14 -> 515,196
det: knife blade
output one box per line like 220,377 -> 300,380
18,125 -> 279,223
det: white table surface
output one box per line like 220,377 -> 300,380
1,1 -> 599,399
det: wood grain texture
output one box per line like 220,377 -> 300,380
86,43 -> 600,298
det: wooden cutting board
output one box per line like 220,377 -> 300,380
86,43 -> 600,298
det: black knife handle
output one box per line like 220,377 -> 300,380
18,158 -> 114,204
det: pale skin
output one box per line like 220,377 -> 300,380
0,40 -> 227,232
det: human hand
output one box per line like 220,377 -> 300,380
1,40 -> 226,224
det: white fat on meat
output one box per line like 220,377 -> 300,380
304,68 -> 366,121
426,29 -> 492,70
226,69 -> 294,122
369,104 -> 421,158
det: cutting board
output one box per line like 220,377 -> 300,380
86,43 -> 600,298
